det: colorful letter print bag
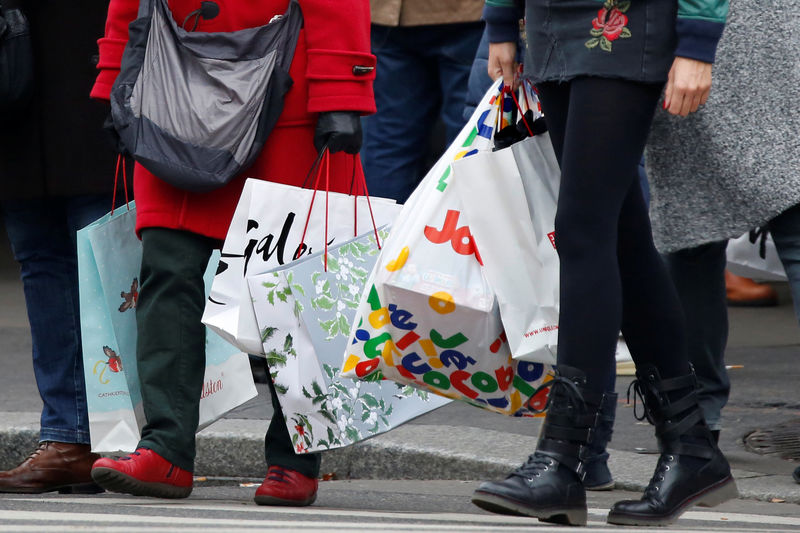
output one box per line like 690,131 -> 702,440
341,82 -> 554,416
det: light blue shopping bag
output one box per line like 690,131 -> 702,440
78,202 -> 257,452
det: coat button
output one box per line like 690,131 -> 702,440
352,65 -> 375,76
200,1 -> 220,20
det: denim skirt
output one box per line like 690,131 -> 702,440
523,0 -> 678,84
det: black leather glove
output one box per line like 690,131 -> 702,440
314,111 -> 362,154
103,112 -> 129,155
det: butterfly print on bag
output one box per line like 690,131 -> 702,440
119,277 -> 138,312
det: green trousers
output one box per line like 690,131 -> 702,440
136,228 -> 320,478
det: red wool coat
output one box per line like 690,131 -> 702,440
91,0 -> 376,240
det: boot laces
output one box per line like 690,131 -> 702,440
510,452 -> 557,480
643,453 -> 675,499
23,442 -> 49,463
627,378 -> 660,424
515,373 -> 590,481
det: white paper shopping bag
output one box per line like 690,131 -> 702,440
203,179 -> 402,355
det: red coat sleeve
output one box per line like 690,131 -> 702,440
301,0 -> 377,115
90,0 -> 140,100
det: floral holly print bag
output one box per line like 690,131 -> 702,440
247,229 -> 449,453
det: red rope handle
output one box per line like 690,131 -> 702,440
111,155 -> 121,214
298,149 -> 328,261
299,150 -> 380,267
122,158 -> 130,208
110,155 -> 131,215
355,156 -> 381,250
508,88 -> 534,137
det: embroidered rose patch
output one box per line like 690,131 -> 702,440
586,0 -> 632,52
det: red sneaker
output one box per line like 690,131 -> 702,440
91,448 -> 192,499
254,466 -> 318,506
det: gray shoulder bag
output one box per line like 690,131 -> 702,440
110,0 -> 303,192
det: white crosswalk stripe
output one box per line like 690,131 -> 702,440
1,496 -> 798,532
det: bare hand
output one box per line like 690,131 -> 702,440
488,42 -> 518,89
663,57 -> 713,117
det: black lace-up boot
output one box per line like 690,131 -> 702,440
607,365 -> 738,526
471,365 -> 607,526
583,392 -> 617,491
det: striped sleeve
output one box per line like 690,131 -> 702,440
675,0 -> 729,63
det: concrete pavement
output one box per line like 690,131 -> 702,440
2,226 -> 799,505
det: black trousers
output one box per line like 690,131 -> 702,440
536,77 -> 691,392
663,241 -> 729,431
137,227 -> 319,477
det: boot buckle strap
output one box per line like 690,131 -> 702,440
543,424 -> 593,443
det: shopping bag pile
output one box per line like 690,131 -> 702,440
342,81 -> 561,417
78,203 -> 257,453
204,152 -> 449,453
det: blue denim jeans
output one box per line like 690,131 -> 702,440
361,22 -> 484,203
768,202 -> 800,322
1,194 -> 113,444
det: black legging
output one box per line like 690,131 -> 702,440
536,77 -> 691,393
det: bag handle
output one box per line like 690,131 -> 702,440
297,148 -> 381,271
504,85 -> 534,137
301,148 -> 327,190
297,148 -> 331,270
110,154 -> 131,215
496,82 -> 537,137
353,155 -> 382,251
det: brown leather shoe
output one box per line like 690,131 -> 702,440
725,270 -> 779,307
0,442 -> 104,494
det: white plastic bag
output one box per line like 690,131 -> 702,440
451,134 -> 560,363
726,228 -> 787,281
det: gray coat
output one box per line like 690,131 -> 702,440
646,1 -> 800,253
